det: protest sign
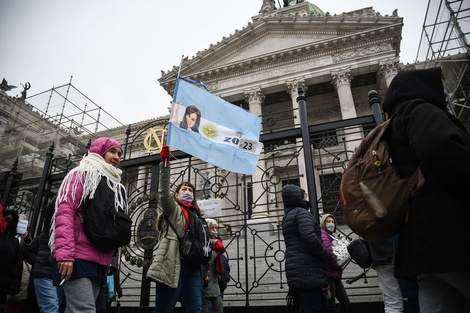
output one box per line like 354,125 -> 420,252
197,199 -> 222,218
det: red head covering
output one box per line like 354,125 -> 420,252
89,137 -> 122,157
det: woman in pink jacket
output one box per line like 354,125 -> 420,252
49,137 -> 127,313
320,214 -> 350,313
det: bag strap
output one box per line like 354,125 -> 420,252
163,214 -> 182,240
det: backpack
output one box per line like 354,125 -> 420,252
80,178 -> 132,251
165,207 -> 212,265
340,118 -> 422,241
347,238 -> 372,269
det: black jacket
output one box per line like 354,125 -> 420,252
25,197 -> 56,280
0,209 -> 20,303
382,67 -> 470,279
281,184 -> 328,290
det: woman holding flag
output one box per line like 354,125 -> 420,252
147,145 -> 210,313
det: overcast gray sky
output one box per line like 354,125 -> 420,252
1,0 -> 428,128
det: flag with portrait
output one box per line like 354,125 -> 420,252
167,78 -> 263,175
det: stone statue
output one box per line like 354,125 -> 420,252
284,0 -> 305,7
260,0 -> 276,15
19,82 -> 31,100
0,78 -> 17,92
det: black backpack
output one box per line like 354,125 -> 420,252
165,207 -> 212,265
347,238 -> 372,269
80,178 -> 132,251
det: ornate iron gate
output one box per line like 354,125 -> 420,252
0,102 -> 384,309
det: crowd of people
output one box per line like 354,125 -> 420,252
1,67 -> 470,313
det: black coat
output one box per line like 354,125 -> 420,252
281,184 -> 328,290
0,209 -> 20,303
382,67 -> 470,279
25,197 -> 56,280
25,233 -> 53,279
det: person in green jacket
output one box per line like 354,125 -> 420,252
147,145 -> 206,313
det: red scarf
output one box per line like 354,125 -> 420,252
178,201 -> 200,232
212,235 -> 225,275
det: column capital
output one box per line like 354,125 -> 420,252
379,58 -> 400,80
331,69 -> 352,88
286,79 -> 308,97
244,87 -> 265,104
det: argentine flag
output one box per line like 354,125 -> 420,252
167,78 -> 263,175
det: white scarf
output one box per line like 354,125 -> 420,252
49,153 -> 127,252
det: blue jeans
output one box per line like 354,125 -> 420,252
34,278 -> 60,313
95,285 -> 107,313
300,288 -> 328,313
153,258 -> 202,313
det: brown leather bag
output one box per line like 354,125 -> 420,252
340,118 -> 423,241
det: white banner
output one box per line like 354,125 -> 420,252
197,199 -> 222,218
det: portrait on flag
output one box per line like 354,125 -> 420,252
172,104 -> 201,133
167,78 -> 263,175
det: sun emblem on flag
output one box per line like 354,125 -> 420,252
200,122 -> 219,140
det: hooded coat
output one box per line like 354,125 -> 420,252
281,184 -> 328,290
381,67 -> 470,279
320,214 -> 342,282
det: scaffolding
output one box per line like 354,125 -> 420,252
0,76 -> 124,177
415,0 -> 470,129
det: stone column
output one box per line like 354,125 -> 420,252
286,79 -> 309,192
331,69 -> 362,154
244,88 -> 270,222
332,69 -> 356,119
380,58 -> 400,87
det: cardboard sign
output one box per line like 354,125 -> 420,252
197,199 -> 222,218
16,219 -> 28,234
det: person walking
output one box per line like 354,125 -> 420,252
369,238 -> 404,313
381,67 -> 470,312
0,209 -> 20,309
49,137 -> 127,313
320,214 -> 350,313
202,219 -> 226,313
4,213 -> 33,313
282,184 -> 328,313
25,197 -> 61,313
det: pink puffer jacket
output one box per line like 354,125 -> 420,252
54,172 -> 114,266
320,227 -> 343,282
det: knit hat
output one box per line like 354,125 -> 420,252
89,137 -> 122,157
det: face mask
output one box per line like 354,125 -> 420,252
179,191 -> 194,204
326,222 -> 335,233
211,231 -> 218,238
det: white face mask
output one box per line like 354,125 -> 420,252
326,222 -> 335,233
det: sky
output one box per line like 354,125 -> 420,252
1,0 -> 429,129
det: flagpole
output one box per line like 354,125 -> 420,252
172,55 -> 185,103
166,55 -> 185,167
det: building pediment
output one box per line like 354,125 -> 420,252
159,3 -> 402,96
